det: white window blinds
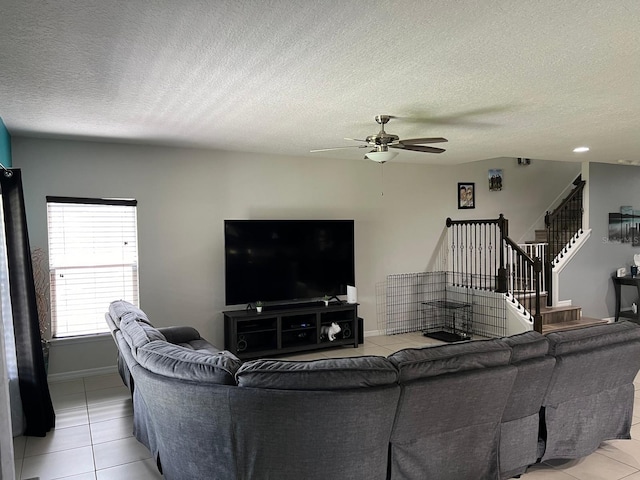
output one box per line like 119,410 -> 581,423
47,197 -> 139,338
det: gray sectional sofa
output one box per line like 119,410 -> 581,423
105,300 -> 640,480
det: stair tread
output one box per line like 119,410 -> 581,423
540,305 -> 582,313
542,317 -> 609,334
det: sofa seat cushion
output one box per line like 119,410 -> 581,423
388,338 -> 511,383
502,331 -> 549,362
546,320 -> 640,356
136,341 -> 241,385
109,300 -> 151,327
120,316 -> 166,352
236,356 -> 398,390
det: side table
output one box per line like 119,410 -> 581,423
612,275 -> 640,322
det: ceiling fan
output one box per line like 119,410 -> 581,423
311,115 -> 447,163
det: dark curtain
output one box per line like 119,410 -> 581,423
0,169 -> 55,436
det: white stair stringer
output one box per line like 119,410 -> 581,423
504,292 -> 534,335
551,228 -> 592,307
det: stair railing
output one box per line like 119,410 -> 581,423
544,179 -> 586,306
446,214 -> 543,332
517,243 -> 547,294
504,237 -> 543,332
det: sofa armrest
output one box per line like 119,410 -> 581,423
157,326 -> 202,344
104,313 -> 119,334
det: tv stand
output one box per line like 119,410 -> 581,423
255,300 -> 344,312
224,303 -> 359,359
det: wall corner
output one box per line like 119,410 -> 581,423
0,117 -> 12,168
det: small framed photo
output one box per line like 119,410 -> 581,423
488,169 -> 503,191
458,182 -> 475,209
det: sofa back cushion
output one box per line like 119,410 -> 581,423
540,321 -> 640,461
228,383 -> 400,480
546,320 -> 640,356
500,330 -> 555,421
236,356 -> 398,390
498,330 -> 556,478
108,300 -> 151,328
388,340 -> 517,480
387,338 -> 511,383
544,321 -> 640,405
120,315 -> 166,352
136,341 -> 242,385
502,331 -> 549,362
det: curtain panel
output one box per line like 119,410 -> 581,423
0,169 -> 54,436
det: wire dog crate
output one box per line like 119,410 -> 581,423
422,298 -> 472,342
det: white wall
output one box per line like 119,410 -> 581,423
12,136 -> 579,375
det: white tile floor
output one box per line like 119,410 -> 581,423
13,332 -> 640,479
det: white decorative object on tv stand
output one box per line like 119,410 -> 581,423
347,285 -> 357,304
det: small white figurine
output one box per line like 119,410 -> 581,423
321,322 -> 341,341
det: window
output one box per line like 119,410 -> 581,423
47,197 -> 139,337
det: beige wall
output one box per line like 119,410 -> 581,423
12,136 -> 580,375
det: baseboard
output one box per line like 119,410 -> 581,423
47,365 -> 118,383
364,330 -> 383,337
556,300 -> 572,307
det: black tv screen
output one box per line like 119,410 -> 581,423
224,220 -> 355,306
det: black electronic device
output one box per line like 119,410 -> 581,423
224,219 -> 355,306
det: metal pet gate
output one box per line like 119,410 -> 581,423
383,271 -> 507,340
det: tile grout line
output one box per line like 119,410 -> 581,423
82,377 -> 99,478
15,443 -> 24,480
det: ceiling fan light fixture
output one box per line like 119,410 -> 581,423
573,146 -> 590,153
365,151 -> 399,163
312,115 -> 446,159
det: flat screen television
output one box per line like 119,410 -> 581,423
224,220 -> 355,306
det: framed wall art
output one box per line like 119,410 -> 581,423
458,182 -> 475,209
488,169 -> 503,191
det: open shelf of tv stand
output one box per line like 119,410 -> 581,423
223,303 -> 359,360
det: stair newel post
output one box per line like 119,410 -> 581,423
544,211 -> 553,307
496,214 -> 508,293
446,217 -> 456,285
533,256 -> 543,333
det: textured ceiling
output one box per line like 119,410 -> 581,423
0,0 -> 639,165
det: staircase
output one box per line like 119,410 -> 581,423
513,289 -> 606,333
523,177 -> 607,334
427,176 -> 599,336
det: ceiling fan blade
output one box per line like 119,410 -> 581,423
398,137 -> 448,145
391,144 -> 446,154
344,137 -> 367,142
310,145 -> 369,153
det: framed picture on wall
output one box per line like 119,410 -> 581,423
458,182 -> 475,209
488,169 -> 503,191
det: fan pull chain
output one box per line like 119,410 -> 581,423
380,163 -> 384,196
